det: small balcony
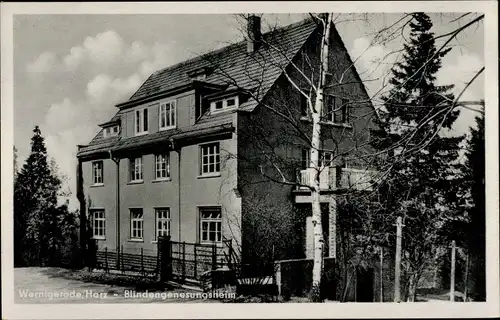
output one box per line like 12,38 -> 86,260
298,167 -> 336,190
296,167 -> 377,192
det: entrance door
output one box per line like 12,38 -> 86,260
304,204 -> 330,259
356,267 -> 374,302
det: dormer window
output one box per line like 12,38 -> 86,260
210,96 -> 239,113
226,98 -> 236,107
215,101 -> 223,110
194,74 -> 206,81
103,125 -> 120,137
135,108 -> 149,136
159,100 -> 176,130
187,67 -> 212,81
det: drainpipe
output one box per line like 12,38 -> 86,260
109,150 -> 120,269
76,158 -> 86,267
170,138 -> 181,242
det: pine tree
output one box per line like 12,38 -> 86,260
463,114 -> 485,300
14,126 -> 63,266
377,13 -> 465,301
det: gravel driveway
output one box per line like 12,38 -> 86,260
14,267 -> 224,304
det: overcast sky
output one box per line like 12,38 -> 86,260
13,13 -> 484,209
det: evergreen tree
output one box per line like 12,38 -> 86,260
14,126 -> 64,266
463,114 -> 485,300
377,13 -> 465,301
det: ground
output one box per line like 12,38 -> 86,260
14,267 -> 464,304
14,267 -> 225,303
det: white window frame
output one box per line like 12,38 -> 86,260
130,208 -> 144,240
319,151 -> 333,168
337,98 -> 350,123
135,108 -> 149,136
325,95 -> 336,123
200,142 -> 221,176
325,95 -> 350,124
92,161 -> 103,185
199,207 -> 222,244
155,153 -> 170,180
159,100 -> 176,130
300,95 -> 309,118
130,157 -> 143,182
91,209 -> 105,239
104,126 -> 119,137
210,96 -> 239,113
155,208 -> 171,240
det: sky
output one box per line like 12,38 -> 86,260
13,13 -> 485,209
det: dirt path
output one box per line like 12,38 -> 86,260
14,267 -> 222,303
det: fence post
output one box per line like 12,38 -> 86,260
450,240 -> 456,302
379,247 -> 383,302
156,238 -> 160,275
116,244 -> 120,270
464,252 -> 469,302
141,248 -> 144,276
105,247 -> 108,273
394,216 -> 404,303
182,241 -> 186,283
121,245 -> 124,274
212,243 -> 217,270
160,236 -> 172,283
276,261 -> 282,296
194,244 -> 198,279
228,239 -> 233,268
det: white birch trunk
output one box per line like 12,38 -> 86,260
309,13 -> 332,301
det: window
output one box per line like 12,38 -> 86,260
130,208 -> 144,240
200,207 -> 222,243
210,96 -> 239,112
325,95 -> 350,124
325,95 -> 336,123
129,157 -> 143,182
155,154 -> 170,180
159,101 -> 176,130
135,108 -> 149,135
301,149 -> 332,168
319,151 -> 333,167
92,161 -> 103,185
301,148 -> 310,169
300,95 -> 308,117
226,98 -> 236,107
91,209 -> 105,239
155,208 -> 171,240
339,98 -> 350,123
200,143 -> 220,175
104,126 -> 119,137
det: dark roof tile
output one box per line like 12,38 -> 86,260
79,18 -> 318,158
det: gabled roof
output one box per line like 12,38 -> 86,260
78,18 -> 319,158
122,18 -> 318,112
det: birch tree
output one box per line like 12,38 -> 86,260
202,12 -> 484,302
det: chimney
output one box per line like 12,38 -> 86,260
247,15 -> 261,53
